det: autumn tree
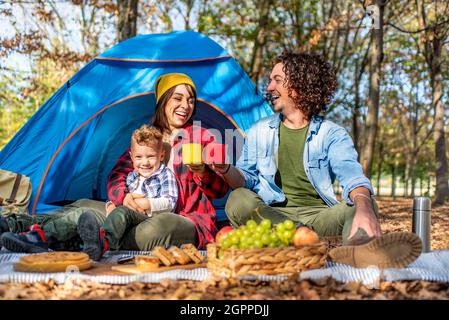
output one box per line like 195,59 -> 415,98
416,0 -> 449,204
117,0 -> 138,42
361,0 -> 385,179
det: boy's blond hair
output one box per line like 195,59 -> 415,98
131,125 -> 163,149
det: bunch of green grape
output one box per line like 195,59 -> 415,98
219,219 -> 296,249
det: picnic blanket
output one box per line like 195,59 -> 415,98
300,250 -> 449,287
1,249 -> 449,285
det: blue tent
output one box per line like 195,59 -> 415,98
0,31 -> 273,218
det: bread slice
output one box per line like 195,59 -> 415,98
152,246 -> 177,266
168,246 -> 192,265
181,243 -> 205,264
135,255 -> 160,269
14,252 -> 92,273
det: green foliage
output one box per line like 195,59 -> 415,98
0,72 -> 35,149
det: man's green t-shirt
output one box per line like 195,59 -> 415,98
274,122 -> 326,207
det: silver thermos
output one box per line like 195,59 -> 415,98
412,197 -> 431,253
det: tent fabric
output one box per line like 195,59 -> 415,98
98,32 -> 230,61
0,31 -> 273,218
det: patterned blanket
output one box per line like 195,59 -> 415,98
1,249 -> 448,285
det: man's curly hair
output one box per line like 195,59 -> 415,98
275,51 -> 337,119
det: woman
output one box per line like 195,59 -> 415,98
1,73 -> 228,257
107,73 -> 229,251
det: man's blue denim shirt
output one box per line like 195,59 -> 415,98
236,113 -> 374,207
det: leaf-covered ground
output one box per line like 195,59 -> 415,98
377,197 -> 449,251
1,198 -> 448,300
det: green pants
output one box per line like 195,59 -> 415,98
2,199 -> 107,251
43,208 -> 106,242
4,199 -> 107,235
225,188 -> 378,242
103,206 -> 198,251
4,213 -> 53,234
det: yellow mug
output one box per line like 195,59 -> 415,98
182,143 -> 203,165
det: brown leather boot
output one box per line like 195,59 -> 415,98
328,232 -> 422,269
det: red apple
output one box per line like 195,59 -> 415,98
293,226 -> 320,247
215,226 -> 233,243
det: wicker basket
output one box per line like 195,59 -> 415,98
206,242 -> 328,278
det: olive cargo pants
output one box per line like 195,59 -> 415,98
103,206 -> 198,251
225,188 -> 379,242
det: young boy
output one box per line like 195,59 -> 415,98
96,124 -> 178,256
105,125 -> 177,217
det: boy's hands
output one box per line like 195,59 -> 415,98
123,193 -> 146,213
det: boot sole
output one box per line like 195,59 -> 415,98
77,211 -> 103,261
0,232 -> 49,254
328,232 -> 422,269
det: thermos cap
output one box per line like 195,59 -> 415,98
413,197 -> 431,211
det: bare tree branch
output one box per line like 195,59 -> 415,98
386,19 -> 449,34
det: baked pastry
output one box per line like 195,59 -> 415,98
168,246 -> 191,265
135,255 -> 160,269
152,246 -> 177,266
181,243 -> 205,264
14,252 -> 92,273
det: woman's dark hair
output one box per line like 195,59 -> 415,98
275,51 -> 337,119
152,84 -> 197,133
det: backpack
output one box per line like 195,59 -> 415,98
0,168 -> 32,215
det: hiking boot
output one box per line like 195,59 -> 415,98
0,216 -> 10,248
328,232 -> 422,269
0,215 -> 10,243
77,211 -> 108,261
0,225 -> 49,253
0,215 -> 9,234
49,236 -> 83,252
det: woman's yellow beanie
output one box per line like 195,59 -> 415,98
155,73 -> 197,103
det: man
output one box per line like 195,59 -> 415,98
212,51 -> 422,268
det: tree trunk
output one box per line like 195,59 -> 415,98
417,0 -> 449,204
197,0 -> 208,33
410,154 -> 418,197
391,163 -> 397,199
431,46 -> 449,204
420,177 -> 423,196
182,0 -> 195,30
353,64 -> 361,158
362,0 -> 384,179
117,0 -> 138,42
410,90 -> 418,198
404,154 -> 410,197
376,142 -> 383,196
353,42 -> 370,159
248,0 -> 272,87
403,171 -> 408,197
